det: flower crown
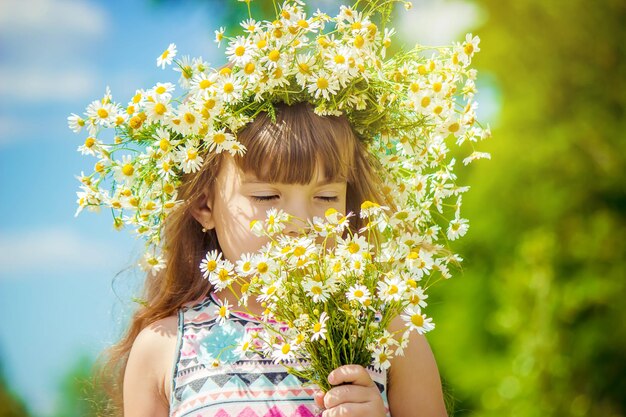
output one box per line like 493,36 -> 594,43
68,0 -> 490,273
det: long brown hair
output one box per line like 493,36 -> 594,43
98,102 -> 391,414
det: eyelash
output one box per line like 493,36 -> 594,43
251,196 -> 338,202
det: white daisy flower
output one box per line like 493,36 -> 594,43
227,36 -> 255,66
235,253 -> 254,276
346,284 -> 371,305
141,252 -> 166,276
371,346 -> 392,371
401,305 -> 435,335
215,298 -> 232,325
446,217 -> 469,240
302,278 -> 330,303
156,43 -> 177,69
144,96 -> 172,124
310,311 -> 329,341
272,340 -> 295,363
85,100 -> 117,127
67,113 -> 86,133
171,104 -> 202,136
175,142 -> 204,174
377,275 -> 407,303
200,250 -> 223,279
113,155 -> 137,184
307,71 -> 339,100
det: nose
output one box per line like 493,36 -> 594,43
282,198 -> 312,237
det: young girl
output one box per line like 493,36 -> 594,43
114,102 -> 448,417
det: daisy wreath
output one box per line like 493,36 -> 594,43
69,0 -> 490,390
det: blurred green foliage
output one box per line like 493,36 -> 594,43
0,359 -> 32,417
428,0 -> 626,416
51,356 -> 107,417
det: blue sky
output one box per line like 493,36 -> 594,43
0,0 -> 488,414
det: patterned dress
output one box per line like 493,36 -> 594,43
170,293 -> 389,417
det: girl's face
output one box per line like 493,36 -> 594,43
201,156 -> 347,263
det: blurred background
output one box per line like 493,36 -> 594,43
0,0 -> 624,416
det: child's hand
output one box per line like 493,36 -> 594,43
314,364 -> 386,417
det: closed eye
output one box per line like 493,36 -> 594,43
251,195 -> 279,202
316,196 -> 339,202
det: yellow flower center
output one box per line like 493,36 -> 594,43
267,285 -> 276,295
281,344 -> 291,355
244,62 -> 255,74
313,323 -> 322,332
206,260 -> 217,271
213,133 -> 226,144
163,183 -> 175,194
293,246 -> 306,257
219,306 -> 227,317
274,67 -> 283,78
433,82 -> 442,92
184,112 -> 196,124
122,164 -> 134,176
94,162 -> 104,173
132,92 -> 142,103
411,314 -> 424,327
154,103 -> 166,115
298,62 -> 310,73
351,21 -> 362,30
268,49 -> 280,62
348,242 -> 360,254
257,38 -> 267,49
159,139 -> 170,151
161,50 -> 169,60
242,262 -> 251,272
218,268 -> 229,281
311,286 -> 322,295
388,285 -> 398,295
97,108 -> 108,119
464,43 -> 474,55
156,86 -> 167,94
420,96 -> 431,107
199,79 -> 212,89
84,137 -> 95,148
317,77 -> 329,89
298,19 -> 309,28
334,55 -> 345,64
187,149 -> 198,160
235,45 -> 246,56
257,262 -> 268,274
410,83 -> 420,93
223,82 -> 234,94
448,122 -> 460,133
354,289 -> 364,298
354,35 -> 364,48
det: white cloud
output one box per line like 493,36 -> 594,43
0,67 -> 98,102
0,0 -> 106,37
398,0 -> 485,45
0,227 -> 129,276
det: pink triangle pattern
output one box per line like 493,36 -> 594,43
237,407 -> 260,417
263,406 -> 288,417
290,405 -> 317,417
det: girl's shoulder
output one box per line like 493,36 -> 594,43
125,315 -> 179,416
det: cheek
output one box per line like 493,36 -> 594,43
212,195 -> 269,262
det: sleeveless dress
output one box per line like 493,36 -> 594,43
170,293 -> 390,417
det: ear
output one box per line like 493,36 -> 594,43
189,190 -> 216,231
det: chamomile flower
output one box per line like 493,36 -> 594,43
401,305 -> 435,334
446,217 -> 469,240
67,113 -> 86,133
175,141 -> 204,174
85,99 -> 117,127
235,253 -> 255,276
272,340 -> 295,363
337,235 -> 369,260
377,275 -> 407,303
214,27 -> 225,46
141,252 -> 166,276
217,74 -> 243,103
173,55 -> 195,89
310,311 -> 329,341
200,250 -> 223,279
172,104 -> 202,136
156,43 -> 177,69
144,96 -> 172,123
302,278 -> 331,303
371,346 -> 392,371
215,298 -> 232,325
307,71 -> 339,100
227,36 -> 255,66
346,284 -> 371,305
113,155 -> 137,184
205,129 -> 236,154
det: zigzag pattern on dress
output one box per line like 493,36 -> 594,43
170,294 -> 389,417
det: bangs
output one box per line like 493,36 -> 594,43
233,103 -> 357,184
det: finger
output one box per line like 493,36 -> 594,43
323,385 -> 377,409
314,391 -> 325,408
328,364 -> 374,387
